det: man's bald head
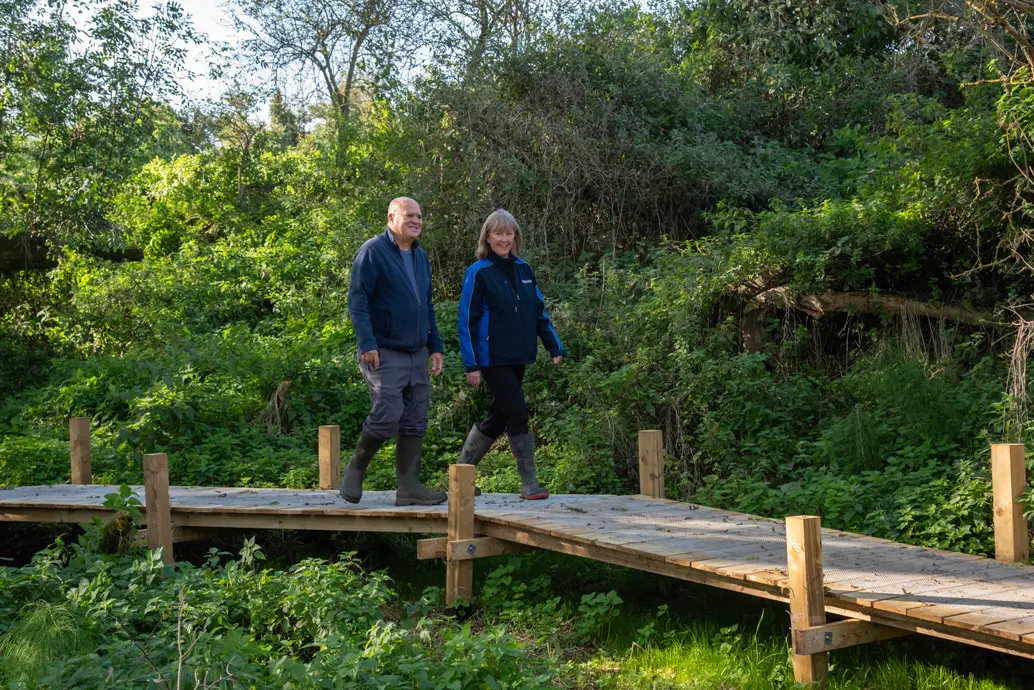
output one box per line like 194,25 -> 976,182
387,197 -> 423,249
388,197 -> 419,217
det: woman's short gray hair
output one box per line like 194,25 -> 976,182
476,209 -> 522,260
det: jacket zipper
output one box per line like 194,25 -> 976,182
508,262 -> 519,313
390,237 -> 422,346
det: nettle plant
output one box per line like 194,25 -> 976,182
0,536 -> 557,688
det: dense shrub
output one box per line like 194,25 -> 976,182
0,538 -> 555,688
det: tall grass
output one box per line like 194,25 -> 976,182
1,601 -> 94,686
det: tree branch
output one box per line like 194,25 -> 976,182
747,286 -> 1003,326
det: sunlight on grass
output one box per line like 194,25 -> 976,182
575,612 -> 1022,690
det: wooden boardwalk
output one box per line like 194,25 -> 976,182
5,483 -> 1034,663
9,422 -> 1034,684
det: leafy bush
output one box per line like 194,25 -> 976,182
0,538 -> 556,688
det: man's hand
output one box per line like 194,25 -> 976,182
466,370 -> 481,387
552,355 -> 563,364
430,352 -> 443,376
361,350 -> 380,369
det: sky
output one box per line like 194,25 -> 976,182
176,0 -> 244,101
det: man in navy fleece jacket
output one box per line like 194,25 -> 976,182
341,197 -> 446,506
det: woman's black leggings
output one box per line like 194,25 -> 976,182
478,365 -> 528,438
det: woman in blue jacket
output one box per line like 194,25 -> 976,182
457,209 -> 565,500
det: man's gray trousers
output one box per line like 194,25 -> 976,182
359,347 -> 430,439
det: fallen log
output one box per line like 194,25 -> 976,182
748,286 -> 1001,327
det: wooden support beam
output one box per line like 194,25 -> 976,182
448,537 -> 531,561
70,417 -> 92,485
418,536 -> 532,561
173,512 -> 448,534
638,429 -> 664,498
170,526 -> 221,543
143,453 -> 174,565
133,526 -> 222,547
991,444 -> 1028,563
418,537 -> 448,559
446,464 -> 475,605
786,515 -> 828,686
793,619 -> 912,655
319,425 -> 341,490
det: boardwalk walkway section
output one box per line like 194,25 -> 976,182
1,422 -> 1032,685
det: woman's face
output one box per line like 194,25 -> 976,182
488,227 -> 515,257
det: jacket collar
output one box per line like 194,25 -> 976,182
383,227 -> 420,251
487,252 -> 516,267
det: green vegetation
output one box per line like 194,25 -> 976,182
6,0 -> 1034,684
2,530 -> 1030,688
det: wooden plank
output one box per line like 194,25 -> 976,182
0,507 -> 114,524
172,512 -> 448,534
745,568 -> 791,588
170,503 -> 447,518
664,539 -> 786,568
446,464 -> 475,604
821,555 -> 1023,604
417,537 -> 447,559
944,609 -> 1034,636
143,454 -> 174,565
133,526 -> 222,546
638,429 -> 664,498
478,521 -> 790,604
170,526 -> 221,543
907,588 -> 1034,627
692,547 -> 784,575
588,525 -> 777,560
0,486 -> 451,518
447,537 -> 533,561
815,603 -> 1034,660
319,425 -> 341,490
992,444 -> 1028,563
987,616 -> 1034,640
793,619 -> 911,654
870,572 -> 1034,619
620,540 -> 698,558
715,559 -> 786,582
787,516 -> 828,686
69,417 -> 92,485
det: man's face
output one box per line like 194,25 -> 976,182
388,200 -> 423,242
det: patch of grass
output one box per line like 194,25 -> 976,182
1,601 -> 94,687
566,592 -> 1032,690
443,550 -> 1034,690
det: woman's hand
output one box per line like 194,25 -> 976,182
466,370 -> 481,387
552,355 -> 563,364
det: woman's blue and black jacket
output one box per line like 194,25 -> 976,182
458,254 -> 565,372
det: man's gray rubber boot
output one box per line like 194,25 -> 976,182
339,429 -> 387,504
458,424 -> 495,497
395,435 -> 447,506
509,433 -> 549,500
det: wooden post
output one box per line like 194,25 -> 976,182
638,429 -> 664,498
446,464 -> 476,605
319,425 -> 341,490
70,417 -> 92,485
786,515 -> 828,686
991,443 -> 1029,563
143,453 -> 174,565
